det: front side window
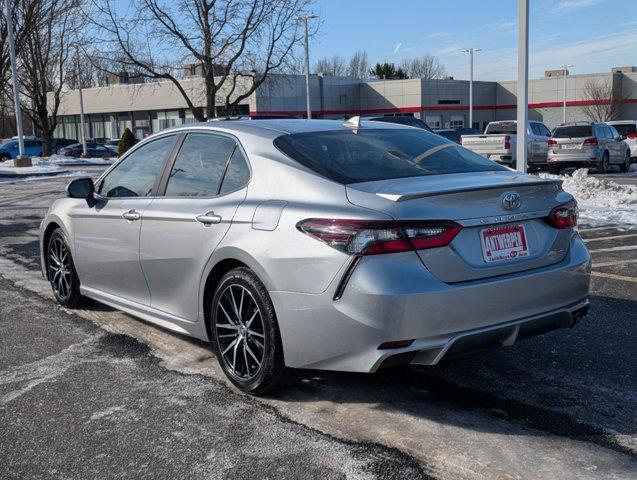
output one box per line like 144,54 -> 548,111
164,133 -> 236,197
99,135 -> 176,198
274,128 -> 506,184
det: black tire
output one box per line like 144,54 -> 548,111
597,152 -> 609,173
619,151 -> 631,173
46,228 -> 84,308
0,153 -> 10,161
210,267 -> 293,394
548,164 -> 561,175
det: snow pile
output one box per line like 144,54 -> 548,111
0,157 -> 67,177
47,154 -> 115,166
539,168 -> 637,227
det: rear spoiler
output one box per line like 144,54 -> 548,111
376,179 -> 562,202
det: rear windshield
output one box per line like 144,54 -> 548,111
485,123 -> 517,134
612,124 -> 636,137
552,126 -> 592,138
273,129 -> 506,184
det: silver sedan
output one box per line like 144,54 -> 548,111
40,119 -> 591,394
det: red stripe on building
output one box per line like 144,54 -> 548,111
250,98 -> 637,116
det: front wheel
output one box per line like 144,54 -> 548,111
210,267 -> 293,394
47,229 -> 84,308
619,151 -> 631,173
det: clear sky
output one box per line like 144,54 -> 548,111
310,0 -> 637,80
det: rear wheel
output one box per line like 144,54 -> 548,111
597,152 -> 609,173
210,267 -> 293,394
47,229 -> 84,308
0,153 -> 10,161
619,151 -> 631,173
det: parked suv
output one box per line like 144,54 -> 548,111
547,123 -> 631,174
607,120 -> 637,164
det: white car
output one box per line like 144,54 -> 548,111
607,120 -> 637,163
461,120 -> 552,170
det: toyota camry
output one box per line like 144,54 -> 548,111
40,118 -> 591,394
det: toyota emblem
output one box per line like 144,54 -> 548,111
501,192 -> 521,210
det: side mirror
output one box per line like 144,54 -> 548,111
67,177 -> 95,206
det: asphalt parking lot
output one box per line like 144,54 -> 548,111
0,171 -> 635,480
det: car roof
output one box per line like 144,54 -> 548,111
162,118 -> 410,137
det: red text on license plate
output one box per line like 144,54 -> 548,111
480,224 -> 529,263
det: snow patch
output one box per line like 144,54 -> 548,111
47,154 -> 115,166
538,168 -> 637,227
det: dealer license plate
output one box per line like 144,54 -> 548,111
480,224 -> 529,263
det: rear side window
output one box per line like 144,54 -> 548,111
553,126 -> 593,138
99,135 -> 176,197
165,133 -> 236,197
273,129 -> 506,184
219,147 -> 250,194
612,124 -> 636,137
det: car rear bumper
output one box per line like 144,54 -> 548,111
548,152 -> 598,164
271,232 -> 591,372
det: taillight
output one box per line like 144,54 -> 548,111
547,139 -> 557,147
583,137 -> 598,146
296,219 -> 462,255
504,135 -> 511,150
547,200 -> 578,229
628,133 -> 637,139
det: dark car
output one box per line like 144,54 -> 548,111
434,128 -> 480,144
57,142 -> 116,158
367,116 -> 433,132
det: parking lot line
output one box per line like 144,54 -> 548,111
588,245 -> 637,253
578,226 -> 621,233
583,233 -> 637,243
593,259 -> 637,268
590,271 -> 637,283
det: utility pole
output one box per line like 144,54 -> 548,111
516,0 -> 529,173
74,44 -> 88,157
297,14 -> 317,120
4,0 -> 30,166
561,64 -> 573,124
462,48 -> 481,130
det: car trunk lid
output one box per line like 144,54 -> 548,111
346,171 -> 571,282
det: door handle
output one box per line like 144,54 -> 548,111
196,211 -> 222,225
122,209 -> 141,221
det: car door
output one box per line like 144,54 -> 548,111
529,123 -> 543,161
24,140 -> 41,157
71,134 -> 178,305
607,125 -> 624,163
139,131 -> 250,322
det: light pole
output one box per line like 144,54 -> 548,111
73,44 -> 88,157
561,64 -> 573,124
3,0 -> 29,167
296,14 -> 317,120
516,0 -> 529,173
462,48 -> 481,130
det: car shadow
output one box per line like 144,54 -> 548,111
266,294 -> 636,456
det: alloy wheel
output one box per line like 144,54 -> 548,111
48,237 -> 72,300
215,284 -> 266,380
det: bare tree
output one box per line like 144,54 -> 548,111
17,0 -> 81,155
401,54 -> 446,79
314,54 -> 345,76
579,77 -> 631,123
88,0 -> 312,120
347,50 -> 368,79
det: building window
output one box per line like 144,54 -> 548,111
450,115 -> 464,128
438,99 -> 460,105
425,115 -> 442,129
339,94 -> 347,105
